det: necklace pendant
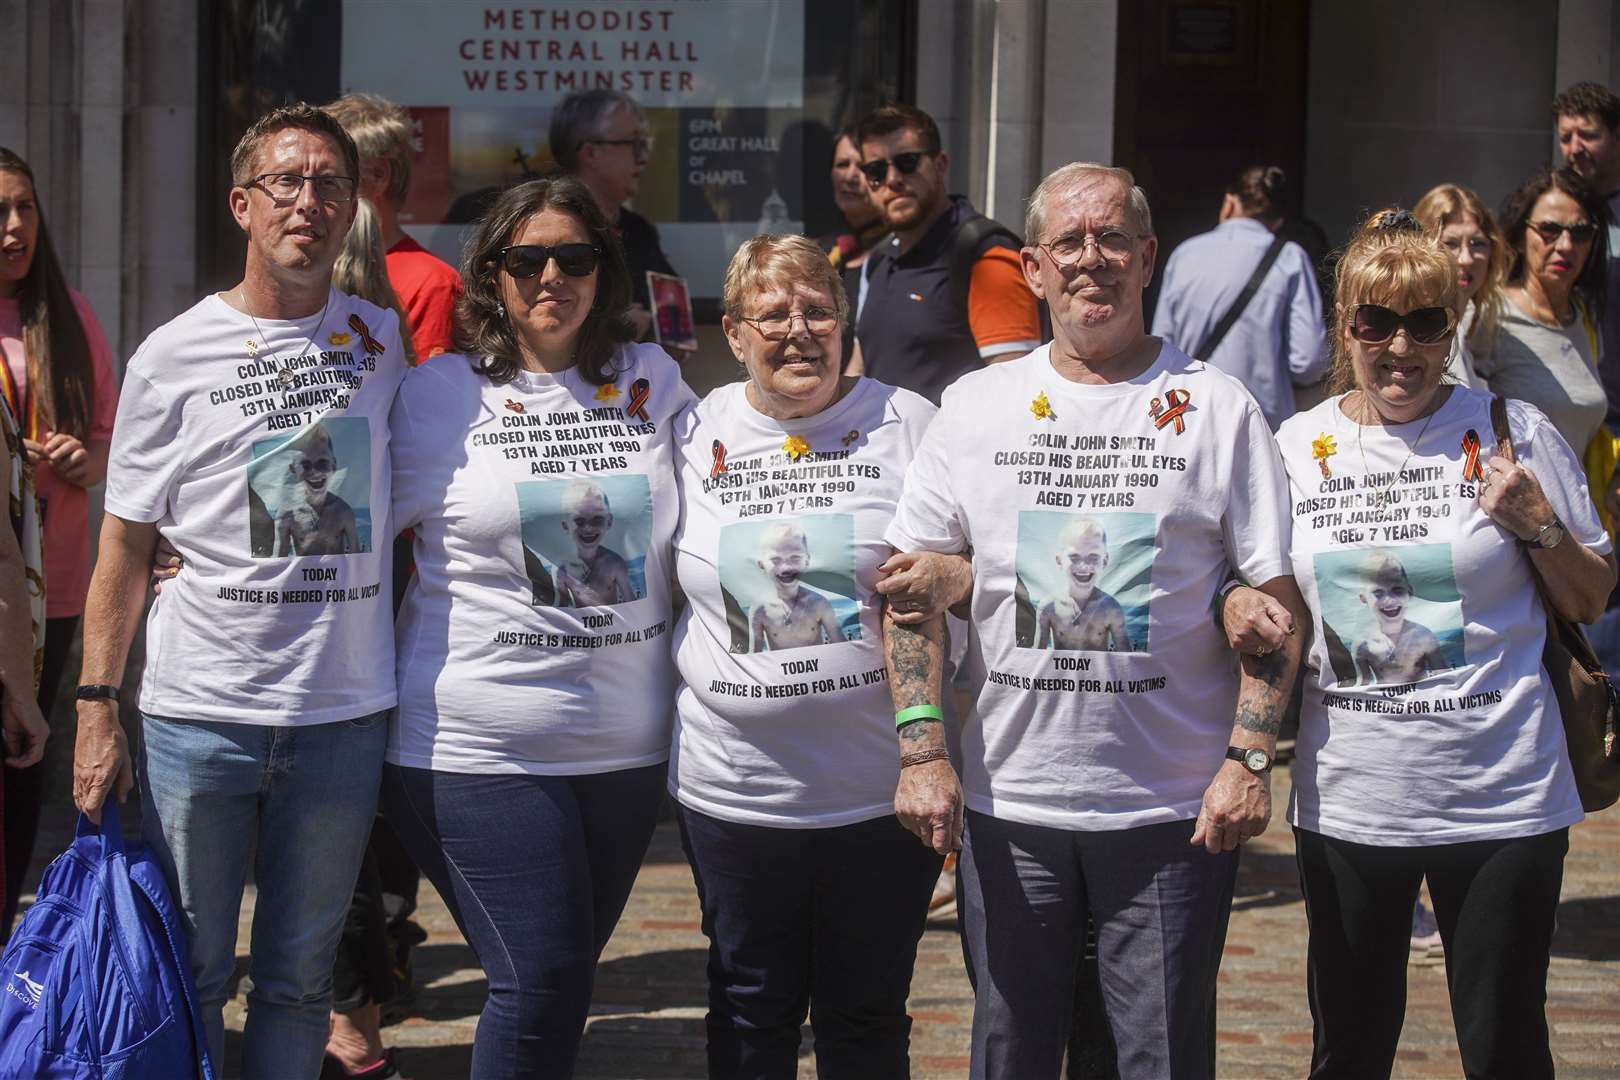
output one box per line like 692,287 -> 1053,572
277,366 -> 297,388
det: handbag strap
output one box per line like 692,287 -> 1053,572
1490,394 -> 1570,620
1194,233 -> 1287,361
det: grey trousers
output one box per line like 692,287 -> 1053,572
959,810 -> 1239,1080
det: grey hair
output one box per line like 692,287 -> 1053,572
1025,163 -> 1153,243
549,90 -> 641,172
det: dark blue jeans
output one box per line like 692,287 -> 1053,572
382,762 -> 666,1080
678,806 -> 943,1079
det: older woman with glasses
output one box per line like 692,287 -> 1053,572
1230,209 -> 1614,1079
1474,167 -> 1609,456
668,233 -> 966,1078
380,175 -> 694,1078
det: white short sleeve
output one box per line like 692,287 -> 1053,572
103,368 -> 185,523
884,394 -> 966,554
1221,399 -> 1293,584
1512,398 -> 1612,555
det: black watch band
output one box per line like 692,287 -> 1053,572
75,684 -> 121,703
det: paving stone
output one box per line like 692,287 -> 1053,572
18,763 -> 1613,1078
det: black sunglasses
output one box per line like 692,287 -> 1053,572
1349,304 -> 1454,345
859,151 -> 930,187
1528,220 -> 1599,245
496,243 -> 601,278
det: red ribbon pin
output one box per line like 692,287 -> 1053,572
348,314 -> 385,356
1151,388 -> 1192,434
710,439 -> 728,478
1461,429 -> 1484,482
627,377 -> 651,422
504,399 -> 525,414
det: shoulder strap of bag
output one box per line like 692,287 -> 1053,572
948,215 -> 1020,313
1195,233 -> 1288,361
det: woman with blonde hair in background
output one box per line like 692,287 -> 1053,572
335,199 -> 418,368
1413,183 -> 1510,390
323,195 -> 415,1079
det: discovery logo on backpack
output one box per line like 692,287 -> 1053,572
0,801 -> 216,1079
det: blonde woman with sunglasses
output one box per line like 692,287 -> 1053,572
1227,209 -> 1614,1078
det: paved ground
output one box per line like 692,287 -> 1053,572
21,745 -> 1616,1079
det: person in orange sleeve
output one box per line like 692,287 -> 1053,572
853,103 -> 1042,405
326,93 -> 461,360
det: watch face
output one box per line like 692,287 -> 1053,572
1245,749 -> 1270,772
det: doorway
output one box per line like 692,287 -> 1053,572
1113,0 -> 1311,320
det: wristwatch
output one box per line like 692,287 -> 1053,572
1226,745 -> 1273,774
75,684 -> 121,703
1527,515 -> 1565,550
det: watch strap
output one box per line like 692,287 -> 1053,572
1226,744 -> 1272,773
75,683 -> 121,703
1528,515 -> 1565,549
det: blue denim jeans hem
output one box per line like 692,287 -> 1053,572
381,761 -> 667,1080
138,709 -> 388,1080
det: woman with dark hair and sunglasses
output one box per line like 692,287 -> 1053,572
0,147 -> 117,939
1474,166 -> 1609,458
1228,209 -> 1614,1078
380,175 -> 694,1078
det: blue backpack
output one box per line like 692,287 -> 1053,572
0,801 -> 215,1079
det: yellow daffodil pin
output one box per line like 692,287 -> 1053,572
1030,391 -> 1056,421
328,331 -> 352,346
1311,432 -> 1337,478
594,383 -> 621,402
783,434 -> 811,461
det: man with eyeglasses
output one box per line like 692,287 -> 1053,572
72,103 -> 407,1080
550,89 -> 680,345
853,103 -> 1042,405
883,162 -> 1304,1078
1554,84 -> 1620,469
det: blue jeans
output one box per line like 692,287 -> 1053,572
678,806 -> 943,1079
138,710 -> 388,1080
381,762 -> 667,1080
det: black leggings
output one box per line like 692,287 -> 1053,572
3,616 -> 77,939
1294,826 -> 1568,1080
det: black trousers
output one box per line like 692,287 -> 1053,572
679,806 -> 942,1080
3,615 -> 77,939
1294,826 -> 1568,1080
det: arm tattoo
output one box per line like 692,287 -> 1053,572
899,719 -> 941,742
1234,698 -> 1281,737
1250,648 -> 1288,687
886,620 -> 937,708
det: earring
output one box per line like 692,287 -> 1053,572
497,302 -> 507,319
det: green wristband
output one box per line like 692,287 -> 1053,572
895,704 -> 944,730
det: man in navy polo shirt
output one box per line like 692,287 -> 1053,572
853,104 -> 1042,404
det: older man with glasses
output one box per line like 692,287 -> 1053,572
882,161 -> 1307,1079
72,103 -> 407,1080
549,88 -> 681,345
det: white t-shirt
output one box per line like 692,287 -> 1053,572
886,343 -> 1291,830
105,290 -> 405,725
1276,389 -> 1608,845
389,345 -> 693,775
669,377 -> 937,828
